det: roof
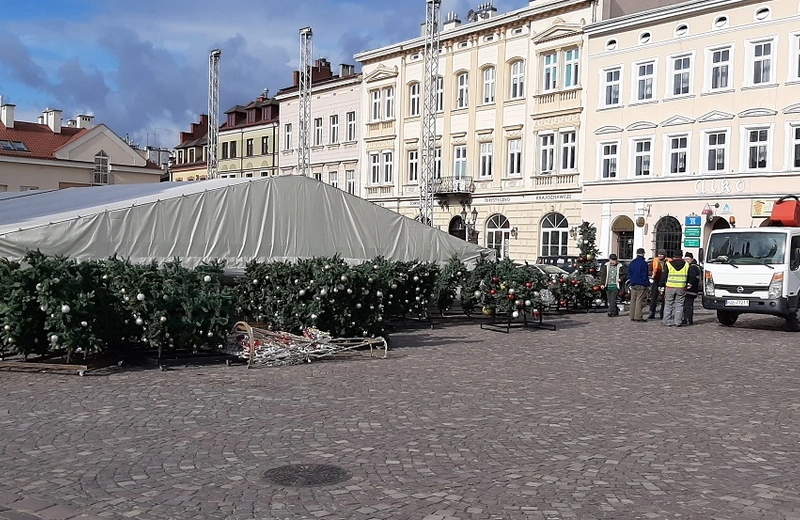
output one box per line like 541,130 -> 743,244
175,135 -> 208,150
276,73 -> 362,98
0,121 -> 87,160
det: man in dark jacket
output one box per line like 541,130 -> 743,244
599,254 -> 627,317
627,248 -> 650,322
682,253 -> 702,325
648,249 -> 668,319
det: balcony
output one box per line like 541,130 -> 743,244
366,120 -> 396,139
533,88 -> 581,113
364,185 -> 395,197
432,176 -> 475,196
534,172 -> 579,189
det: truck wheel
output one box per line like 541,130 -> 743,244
786,310 -> 800,332
717,310 -> 739,326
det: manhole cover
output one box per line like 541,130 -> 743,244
262,464 -> 352,487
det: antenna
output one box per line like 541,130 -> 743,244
298,27 -> 313,177
207,49 -> 222,180
419,0 -> 442,227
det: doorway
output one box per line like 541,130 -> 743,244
612,216 -> 634,260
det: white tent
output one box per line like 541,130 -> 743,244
0,176 -> 493,268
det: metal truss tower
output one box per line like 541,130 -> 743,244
419,0 -> 441,226
207,49 -> 221,180
298,26 -> 313,177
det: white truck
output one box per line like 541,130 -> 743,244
702,226 -> 800,330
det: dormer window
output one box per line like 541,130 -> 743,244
262,107 -> 270,120
93,150 -> 109,184
227,114 -> 235,127
247,110 -> 255,123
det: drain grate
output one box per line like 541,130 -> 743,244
262,464 -> 352,487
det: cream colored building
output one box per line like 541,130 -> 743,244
171,114 -> 208,182
276,59 -> 362,195
582,0 -> 800,260
354,0 -> 602,262
217,91 -> 279,179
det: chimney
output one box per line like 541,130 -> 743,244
38,115 -> 44,124
76,114 -> 94,129
339,64 -> 355,77
444,11 -> 461,30
0,103 -> 15,129
67,119 -> 77,127
44,108 -> 62,133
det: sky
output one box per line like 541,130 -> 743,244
0,0 -> 529,149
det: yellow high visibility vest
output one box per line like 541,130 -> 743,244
666,262 -> 689,288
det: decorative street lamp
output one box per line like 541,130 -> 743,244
461,204 -> 479,244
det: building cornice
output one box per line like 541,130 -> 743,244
0,154 -> 159,174
275,75 -> 362,101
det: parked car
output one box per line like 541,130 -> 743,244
536,256 -> 579,274
531,264 -> 570,280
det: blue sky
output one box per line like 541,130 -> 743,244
0,0 -> 528,148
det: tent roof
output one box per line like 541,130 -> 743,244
0,176 -> 493,268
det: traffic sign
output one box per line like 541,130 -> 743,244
684,227 -> 701,238
683,238 -> 701,248
685,215 -> 702,227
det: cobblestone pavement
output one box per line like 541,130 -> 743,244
2,308 -> 800,520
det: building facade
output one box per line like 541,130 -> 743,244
276,59 -> 362,195
171,114 -> 208,182
582,0 -> 800,260
0,104 -> 162,191
218,91 -> 279,178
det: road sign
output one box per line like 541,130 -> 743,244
683,238 -> 701,248
685,215 -> 702,227
684,227 -> 701,238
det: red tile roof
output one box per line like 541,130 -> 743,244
0,121 -> 88,160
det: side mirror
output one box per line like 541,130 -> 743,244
698,247 -> 704,265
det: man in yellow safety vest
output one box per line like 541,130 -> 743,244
660,250 -> 690,327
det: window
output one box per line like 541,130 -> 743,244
713,16 -> 729,29
329,115 -> 339,144
633,139 -> 652,176
284,123 -> 292,150
639,32 -> 652,44
754,7 -> 770,20
346,170 -> 356,195
20,186 -> 39,191
561,131 -> 576,170
747,128 -> 769,169
261,136 -> 269,155
751,40 -> 773,85
601,142 -> 618,178
483,67 -> 496,104
436,76 -> 444,112
604,68 -> 621,106
230,141 -> 237,158
454,145 -> 467,179
329,171 -> 338,189
246,138 -> 253,156
409,83 -> 420,116
177,150 -> 184,164
0,140 -> 28,151
383,151 -> 393,183
384,87 -> 394,119
222,142 -> 229,159
487,214 -> 512,259
671,55 -> 692,96
540,134 -> 555,173
247,110 -> 255,124
346,112 -> 356,141
262,107 -> 271,121
794,35 -> 800,80
227,114 -> 235,127
706,131 -> 727,172
606,39 -> 618,51
434,148 -> 442,179
480,142 -> 493,178
543,52 -> 557,91
0,140 -> 14,151
564,49 -> 579,88
668,135 -> 688,174
455,72 -> 469,109
508,139 -> 522,176
314,171 -> 322,182
636,61 -> 655,101
655,216 -> 682,258
510,61 -> 525,98
793,126 -> 800,169
540,213 -> 569,257
675,24 -> 689,37
371,90 -> 381,121
709,47 -> 731,90
370,153 -> 381,184
314,118 -> 323,146
408,150 -> 419,183
93,150 -> 109,184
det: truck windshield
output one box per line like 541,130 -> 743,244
706,232 -> 786,265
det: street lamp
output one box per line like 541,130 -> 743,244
461,204 -> 478,244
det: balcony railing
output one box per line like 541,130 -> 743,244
534,88 -> 582,112
364,185 -> 395,197
432,176 -> 475,195
534,172 -> 579,188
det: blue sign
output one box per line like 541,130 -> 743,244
685,215 -> 702,227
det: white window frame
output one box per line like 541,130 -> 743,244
314,117 -> 323,146
434,148 -> 442,179
346,170 -> 356,195
542,52 -> 558,92
284,123 -> 292,150
746,37 -> 777,87
382,151 -> 393,184
560,130 -> 576,171
409,83 -> 420,116
370,152 -> 381,184
507,138 -> 522,177
456,72 -> 469,109
371,89 -> 382,121
601,66 -> 622,108
480,142 -> 493,178
329,114 -> 339,144
664,133 -> 691,176
384,87 -> 394,119
788,122 -> 800,170
482,67 -> 496,104
630,138 -> 653,177
668,52 -> 694,97
329,170 -> 338,189
599,141 -> 620,179
346,112 -> 356,141
408,150 -> 419,183
93,151 -> 109,185
702,128 -> 730,174
539,133 -> 555,174
564,49 -> 579,88
633,59 -> 656,103
741,125 -> 773,172
705,45 -> 734,93
436,76 -> 444,113
453,145 -> 467,179
510,60 -> 525,99
791,33 -> 800,81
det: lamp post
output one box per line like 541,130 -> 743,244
461,204 -> 479,244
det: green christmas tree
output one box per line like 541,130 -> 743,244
556,222 -> 604,309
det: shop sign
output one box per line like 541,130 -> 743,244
484,197 -> 511,203
534,194 -> 573,201
684,227 -> 701,238
693,178 -> 747,195
684,238 -> 701,248
751,199 -> 776,217
684,215 -> 702,227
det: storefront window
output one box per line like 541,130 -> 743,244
486,214 -> 511,259
541,212 -> 569,257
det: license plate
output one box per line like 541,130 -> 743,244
725,299 -> 749,307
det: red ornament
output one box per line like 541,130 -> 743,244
508,294 -> 515,301
589,268 -> 596,274
578,257 -> 585,263
548,280 -> 554,285
560,299 -> 568,307
525,281 -> 533,289
491,276 -> 500,283
593,285 -> 600,292
571,279 -> 579,286
559,277 -> 566,284
490,289 -> 497,295
533,309 -> 541,317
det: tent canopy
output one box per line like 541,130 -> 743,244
0,176 -> 494,268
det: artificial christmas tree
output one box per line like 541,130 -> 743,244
561,222 -> 604,309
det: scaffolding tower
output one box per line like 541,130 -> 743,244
207,49 -> 221,180
298,27 -> 313,177
419,0 -> 442,226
